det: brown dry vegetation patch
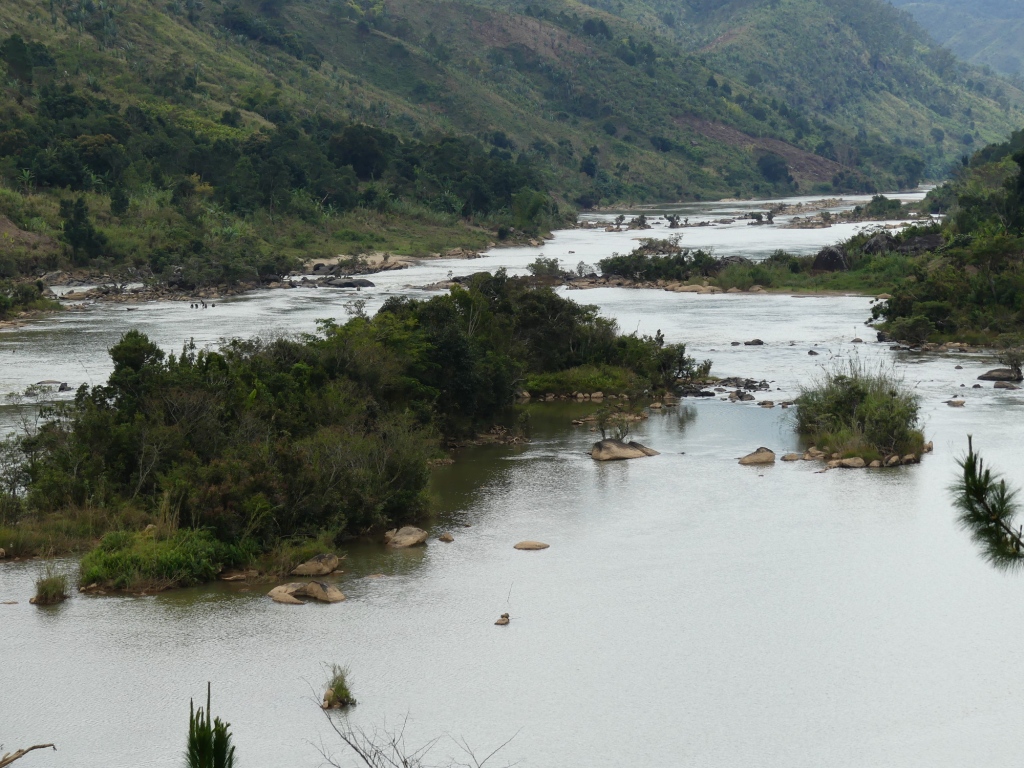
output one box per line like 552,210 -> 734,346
0,215 -> 59,252
699,26 -> 747,53
468,11 -> 587,62
678,117 -> 842,183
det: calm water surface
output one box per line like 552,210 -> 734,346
4,193 -> 1023,768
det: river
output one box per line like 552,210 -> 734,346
4,192 -> 1024,768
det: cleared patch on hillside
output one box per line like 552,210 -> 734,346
467,11 -> 588,62
0,216 -> 59,252
679,117 -> 842,184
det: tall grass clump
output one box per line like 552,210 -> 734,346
323,665 -> 356,709
796,360 -> 924,460
80,529 -> 251,590
186,683 -> 236,768
32,564 -> 68,606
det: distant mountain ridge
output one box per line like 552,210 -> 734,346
890,0 -> 1024,77
1,0 -> 1023,210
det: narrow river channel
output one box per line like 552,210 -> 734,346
4,192 -> 1024,768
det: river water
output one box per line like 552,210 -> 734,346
5,192 -> 1024,768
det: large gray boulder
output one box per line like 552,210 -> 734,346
591,439 -> 660,461
812,246 -> 848,272
385,526 -> 429,548
898,234 -> 943,255
979,368 -> 1023,382
862,231 -> 896,255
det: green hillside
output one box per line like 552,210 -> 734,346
891,0 -> 1024,78
0,0 -> 1022,289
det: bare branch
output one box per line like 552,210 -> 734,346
0,745 -> 57,768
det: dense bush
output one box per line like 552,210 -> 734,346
796,361 -> 924,460
599,239 -> 718,282
79,530 -> 250,589
873,143 -> 1024,337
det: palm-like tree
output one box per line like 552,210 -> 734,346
952,437 -> 1024,569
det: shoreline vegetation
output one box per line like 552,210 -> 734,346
0,272 -> 708,588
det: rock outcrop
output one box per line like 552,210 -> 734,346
812,246 -> 848,272
863,231 -> 896,255
739,447 -> 776,465
384,526 -> 429,548
268,581 -> 346,604
290,553 -> 340,576
979,368 -> 1023,382
591,439 -> 660,461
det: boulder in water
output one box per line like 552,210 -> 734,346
979,368 -> 1023,382
290,553 -> 340,576
384,526 -> 429,548
739,447 -> 776,465
591,439 -> 659,461
514,541 -> 550,551
268,581 -> 346,604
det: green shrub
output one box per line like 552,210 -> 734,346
523,365 -> 639,395
33,564 -> 68,605
325,664 -> 356,707
80,529 -> 249,590
796,361 -> 924,458
888,315 -> 935,345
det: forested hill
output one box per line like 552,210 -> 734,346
890,0 -> 1024,78
1,0 -> 1023,290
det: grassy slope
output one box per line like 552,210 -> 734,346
4,0 -> 1023,200
892,0 -> 1024,77
0,0 -> 1022,284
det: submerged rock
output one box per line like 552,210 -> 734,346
384,526 -> 429,548
438,532 -> 454,543
739,447 -> 775,466
514,541 -> 550,551
781,453 -> 804,462
290,553 -> 340,576
591,439 -> 660,461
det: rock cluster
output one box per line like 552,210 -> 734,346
268,581 -> 346,604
